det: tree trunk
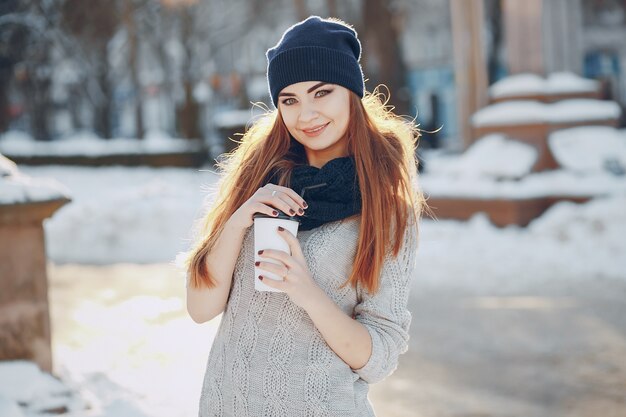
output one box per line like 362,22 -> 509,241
0,60 -> 11,133
93,44 -> 113,139
361,0 -> 411,116
293,0 -> 309,21
450,0 -> 488,148
25,48 -> 53,141
176,7 -> 201,140
123,0 -> 144,138
30,81 -> 51,141
326,0 -> 337,16
178,80 -> 201,139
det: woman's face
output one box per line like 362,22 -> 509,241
278,81 -> 350,168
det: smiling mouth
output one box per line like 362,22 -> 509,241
302,122 -> 330,134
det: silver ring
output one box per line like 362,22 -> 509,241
271,190 -> 277,197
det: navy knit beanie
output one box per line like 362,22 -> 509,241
266,16 -> 365,108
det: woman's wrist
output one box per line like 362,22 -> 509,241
300,284 -> 330,314
225,216 -> 250,235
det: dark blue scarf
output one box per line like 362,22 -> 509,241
266,155 -> 362,231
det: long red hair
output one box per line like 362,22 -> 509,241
181,86 -> 428,295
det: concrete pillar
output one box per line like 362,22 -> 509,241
542,0 -> 583,74
502,0 -> 583,75
450,0 -> 489,149
0,198 -> 69,372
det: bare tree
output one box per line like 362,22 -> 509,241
61,0 -> 120,139
0,0 -> 25,133
0,0 -> 60,139
121,0 -> 145,138
165,0 -> 280,139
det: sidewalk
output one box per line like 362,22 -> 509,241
371,279 -> 626,417
48,263 -> 626,417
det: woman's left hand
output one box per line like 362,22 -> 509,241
256,226 -> 324,311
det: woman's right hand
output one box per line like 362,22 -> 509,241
229,184 -> 308,230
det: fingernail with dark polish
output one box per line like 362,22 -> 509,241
255,261 -> 260,266
272,210 -> 278,216
258,250 -> 264,255
259,275 -> 264,281
289,209 -> 295,215
298,208 -> 304,214
278,226 -> 284,231
302,201 -> 308,208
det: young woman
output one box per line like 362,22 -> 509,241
183,15 -> 426,417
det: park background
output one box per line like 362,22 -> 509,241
1,0 -> 626,416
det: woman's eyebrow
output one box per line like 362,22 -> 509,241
278,82 -> 329,97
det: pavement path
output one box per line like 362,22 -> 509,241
48,263 -> 626,417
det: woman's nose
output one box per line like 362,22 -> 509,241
298,103 -> 319,123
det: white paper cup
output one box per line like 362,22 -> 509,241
253,212 -> 300,292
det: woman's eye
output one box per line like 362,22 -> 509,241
281,89 -> 332,106
316,89 -> 332,97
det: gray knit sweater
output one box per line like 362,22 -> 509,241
196,214 -> 418,417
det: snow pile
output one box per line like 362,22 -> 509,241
416,194 -> 626,292
421,127 -> 626,199
489,73 -> 545,97
0,130 -> 204,157
422,168 -> 626,198
489,72 -> 599,99
548,126 -> 626,173
471,99 -> 621,127
425,134 -> 537,180
0,360 -> 159,417
471,100 -> 546,126
547,72 -> 600,94
549,99 -> 622,123
0,361 -> 87,416
0,153 -> 71,205
0,397 -> 23,417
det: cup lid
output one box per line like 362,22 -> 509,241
253,212 -> 301,223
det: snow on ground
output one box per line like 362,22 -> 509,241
47,272 -> 219,417
3,128 -> 626,416
10,151 -> 624,282
0,361 -> 89,416
471,99 -> 621,127
489,72 -> 600,98
417,195 -> 626,292
0,360 -> 158,417
18,165 -> 217,264
12,162 -> 623,266
0,130 -> 204,157
1,153 -> 625,416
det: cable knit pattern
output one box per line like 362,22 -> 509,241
262,294 -> 304,416
197,214 -> 418,417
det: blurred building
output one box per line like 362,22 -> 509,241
2,0 -> 625,148
449,0 -> 626,147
